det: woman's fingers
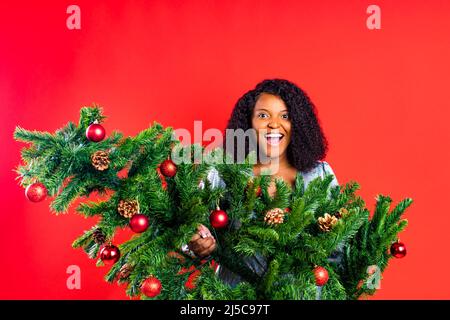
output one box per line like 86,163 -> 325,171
191,225 -> 213,242
188,237 -> 215,253
188,225 -> 216,256
193,237 -> 214,250
197,240 -> 217,257
197,224 -> 212,238
188,237 -> 205,252
190,233 -> 201,242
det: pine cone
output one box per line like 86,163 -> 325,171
335,207 -> 349,219
92,228 -> 106,244
318,213 -> 338,232
91,150 -> 110,171
118,263 -> 133,281
264,208 -> 285,225
117,199 -> 139,218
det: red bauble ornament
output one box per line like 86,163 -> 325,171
209,208 -> 229,229
99,245 -> 120,265
160,159 -> 177,178
313,266 -> 329,286
390,241 -> 407,258
25,182 -> 48,202
255,186 -> 262,197
141,276 -> 162,298
129,214 -> 149,233
86,123 -> 106,142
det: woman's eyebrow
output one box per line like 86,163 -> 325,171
254,107 -> 288,113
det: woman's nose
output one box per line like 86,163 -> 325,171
268,120 -> 280,129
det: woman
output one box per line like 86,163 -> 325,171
188,79 -> 339,289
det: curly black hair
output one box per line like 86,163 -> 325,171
224,78 -> 329,173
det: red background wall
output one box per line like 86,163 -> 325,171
1,0 -> 449,299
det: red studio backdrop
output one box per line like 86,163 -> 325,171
1,0 -> 449,299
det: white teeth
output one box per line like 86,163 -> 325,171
265,133 -> 283,138
264,133 -> 284,146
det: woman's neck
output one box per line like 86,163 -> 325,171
253,154 -> 293,176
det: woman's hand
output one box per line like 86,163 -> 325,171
188,224 -> 216,257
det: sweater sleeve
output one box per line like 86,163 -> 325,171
321,161 -> 339,188
301,161 -> 339,191
198,167 -> 226,190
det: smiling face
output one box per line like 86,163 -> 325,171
251,93 -> 291,161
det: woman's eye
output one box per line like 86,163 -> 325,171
258,113 -> 268,119
281,114 -> 289,119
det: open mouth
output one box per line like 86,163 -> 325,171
264,132 -> 284,146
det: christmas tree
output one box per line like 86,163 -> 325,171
14,105 -> 411,299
